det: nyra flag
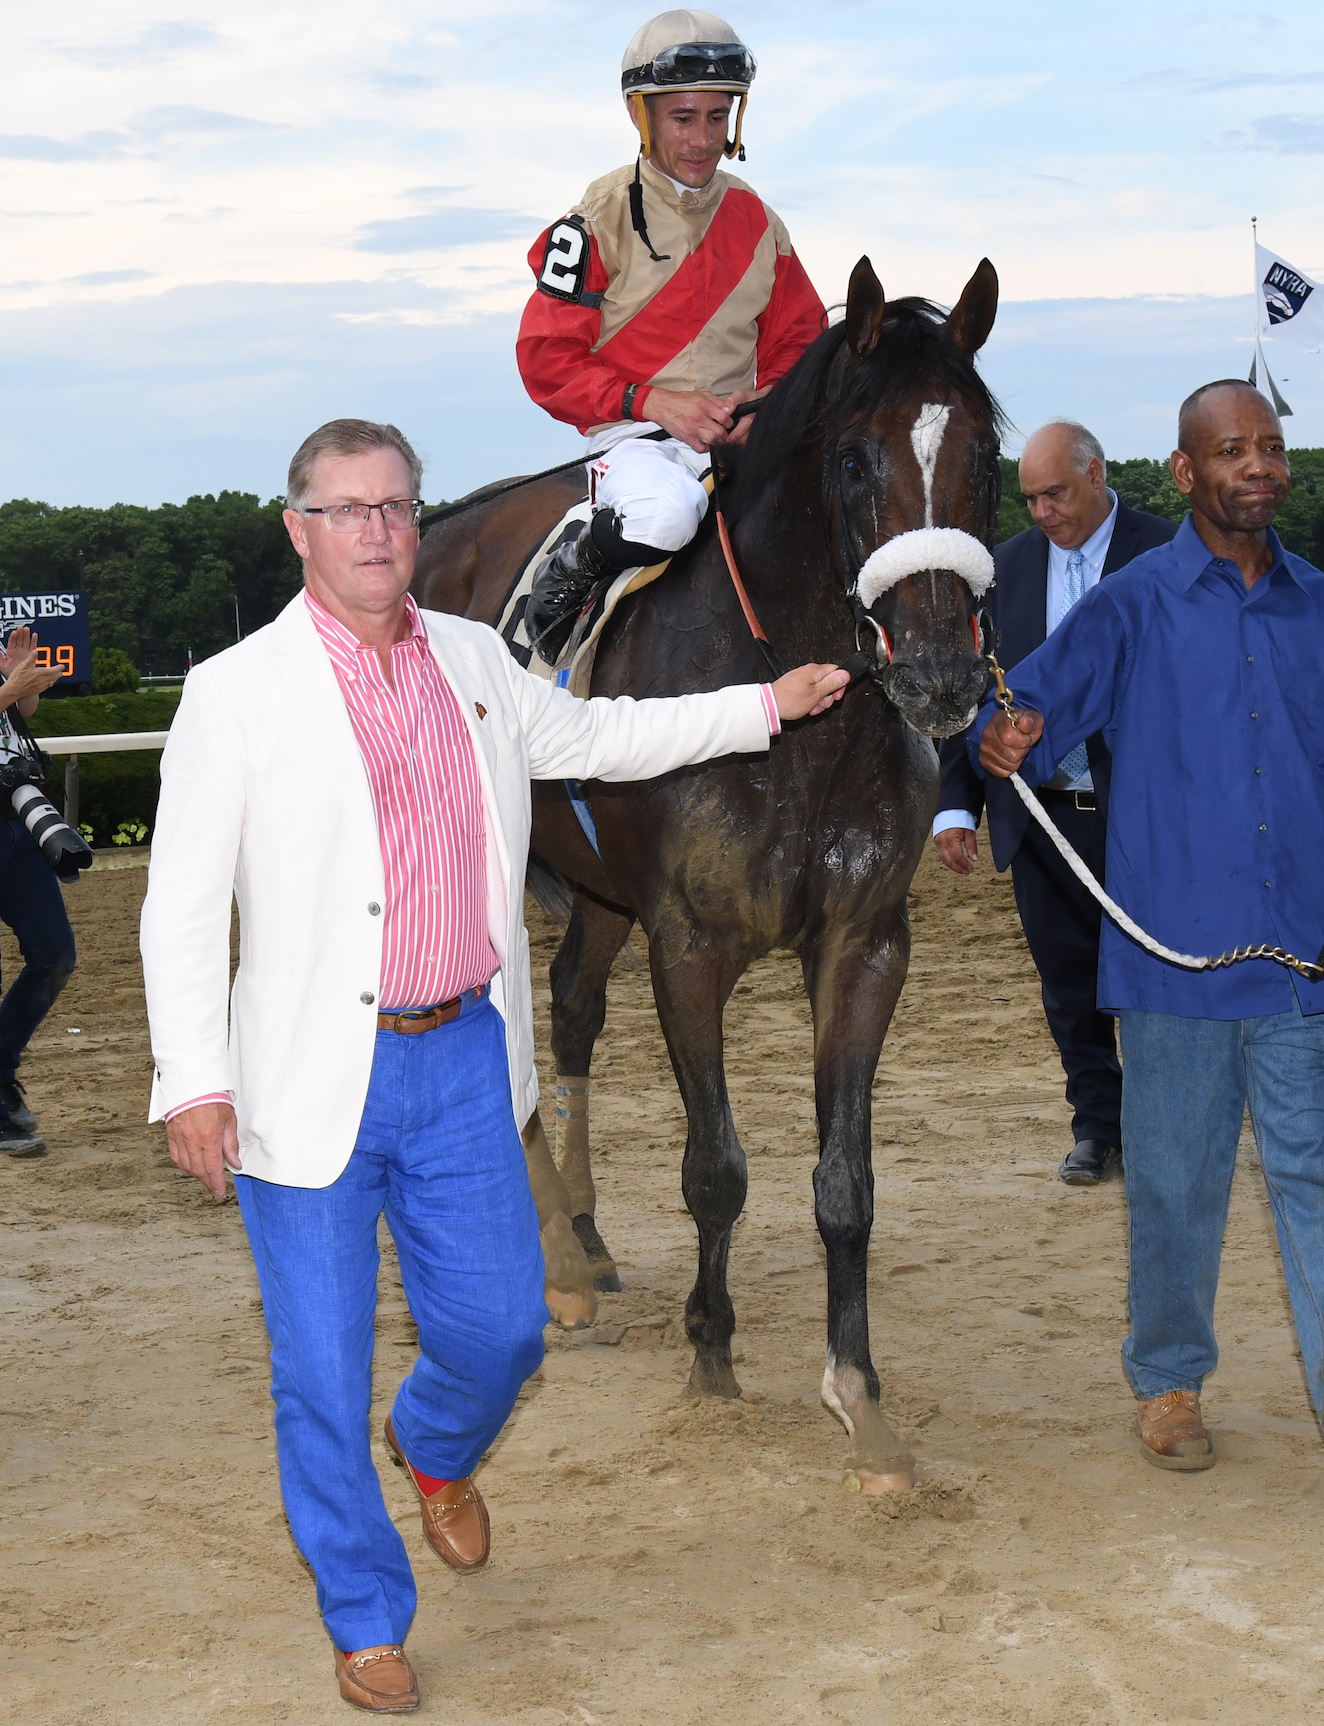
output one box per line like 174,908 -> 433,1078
1256,243 -> 1324,354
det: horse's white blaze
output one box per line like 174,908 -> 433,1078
910,401 -> 951,529
821,1352 -> 856,1436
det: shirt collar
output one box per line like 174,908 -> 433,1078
1172,513 -> 1297,593
304,588 -> 426,654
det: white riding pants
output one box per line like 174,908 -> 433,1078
587,435 -> 710,554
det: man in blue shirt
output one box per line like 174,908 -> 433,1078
973,380 -> 1324,1472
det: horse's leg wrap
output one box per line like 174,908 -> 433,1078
555,1075 -> 594,1217
555,1074 -> 621,1291
521,1109 -> 595,1329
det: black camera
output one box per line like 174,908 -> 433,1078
0,748 -> 94,880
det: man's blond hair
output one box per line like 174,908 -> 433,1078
286,419 -> 423,510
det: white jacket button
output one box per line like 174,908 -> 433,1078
368,902 -> 381,915
360,991 -> 375,1005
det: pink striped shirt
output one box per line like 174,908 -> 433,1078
165,601 -> 781,1121
304,590 -> 497,1011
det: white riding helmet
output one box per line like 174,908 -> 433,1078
621,11 -> 755,161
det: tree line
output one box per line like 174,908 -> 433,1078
1,450 -> 1322,676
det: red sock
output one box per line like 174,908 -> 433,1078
410,1466 -> 451,1497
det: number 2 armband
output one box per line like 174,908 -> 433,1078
536,216 -> 604,307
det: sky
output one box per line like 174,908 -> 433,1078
3,1 -> 1323,507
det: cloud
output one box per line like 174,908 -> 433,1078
49,21 -> 223,69
1226,112 -> 1324,151
0,107 -> 282,167
133,106 -> 287,141
62,269 -> 153,287
1125,67 -> 1324,92
354,207 -> 531,254
0,130 -> 127,162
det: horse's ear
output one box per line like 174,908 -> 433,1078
947,258 -> 999,355
845,256 -> 886,359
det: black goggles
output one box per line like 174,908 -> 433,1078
622,42 -> 757,93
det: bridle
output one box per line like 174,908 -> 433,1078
712,395 -> 1002,694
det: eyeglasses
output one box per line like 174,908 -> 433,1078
302,499 -> 423,533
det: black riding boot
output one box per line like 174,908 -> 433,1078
525,523 -> 615,666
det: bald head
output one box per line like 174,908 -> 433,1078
1177,380 -> 1279,455
1018,421 -> 1111,550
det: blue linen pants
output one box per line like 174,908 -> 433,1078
1119,998 -> 1324,1412
234,992 -> 547,1652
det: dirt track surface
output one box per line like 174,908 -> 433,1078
2,848 -> 1321,1724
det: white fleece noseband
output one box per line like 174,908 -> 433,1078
856,527 -> 995,606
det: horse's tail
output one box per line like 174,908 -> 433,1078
524,852 -> 643,973
526,852 -> 575,928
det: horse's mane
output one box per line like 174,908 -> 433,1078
722,297 -> 1007,525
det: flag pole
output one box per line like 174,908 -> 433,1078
1250,215 -> 1260,387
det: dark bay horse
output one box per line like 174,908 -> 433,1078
415,257 -> 1003,1491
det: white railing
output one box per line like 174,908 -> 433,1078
38,732 -> 170,754
31,731 -> 171,829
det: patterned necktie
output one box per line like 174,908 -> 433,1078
1056,549 -> 1091,782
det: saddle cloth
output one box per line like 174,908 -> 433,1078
495,477 -> 713,699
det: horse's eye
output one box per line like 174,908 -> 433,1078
842,453 -> 863,481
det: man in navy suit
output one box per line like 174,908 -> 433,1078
935,421 -> 1178,1185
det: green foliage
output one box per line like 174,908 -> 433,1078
996,447 -> 1324,561
996,457 -> 1031,543
0,492 -> 303,674
91,647 -> 140,693
29,688 -> 182,845
112,820 -> 149,846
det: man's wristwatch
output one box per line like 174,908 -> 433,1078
622,382 -> 642,421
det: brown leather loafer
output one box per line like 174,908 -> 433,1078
1137,1389 -> 1215,1470
384,1415 -> 490,1571
335,1645 -> 419,1712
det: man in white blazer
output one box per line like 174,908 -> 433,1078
140,418 -> 847,1714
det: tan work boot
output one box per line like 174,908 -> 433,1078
1137,1389 -> 1215,1471
334,1645 -> 419,1712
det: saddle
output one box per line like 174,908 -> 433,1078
496,477 -> 714,699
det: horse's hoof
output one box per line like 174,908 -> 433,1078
688,1351 -> 741,1399
571,1213 -> 622,1291
851,1466 -> 916,1496
545,1285 -> 596,1329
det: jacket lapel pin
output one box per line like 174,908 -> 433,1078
475,703 -> 487,720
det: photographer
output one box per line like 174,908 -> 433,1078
0,626 -> 75,1158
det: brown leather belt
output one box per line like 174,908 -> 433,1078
377,984 -> 483,1034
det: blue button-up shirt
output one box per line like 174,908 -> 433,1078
970,515 -> 1324,1019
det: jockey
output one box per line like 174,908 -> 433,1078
518,8 -> 826,662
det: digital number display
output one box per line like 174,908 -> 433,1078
0,594 -> 91,684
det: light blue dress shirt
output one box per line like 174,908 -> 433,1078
1044,489 -> 1117,791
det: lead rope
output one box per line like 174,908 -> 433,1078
987,654 -> 1324,983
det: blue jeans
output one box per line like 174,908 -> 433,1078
1119,999 -> 1324,1411
235,992 -> 547,1652
0,818 -> 75,1085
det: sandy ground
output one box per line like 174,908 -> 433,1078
3,846 -> 1322,1725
